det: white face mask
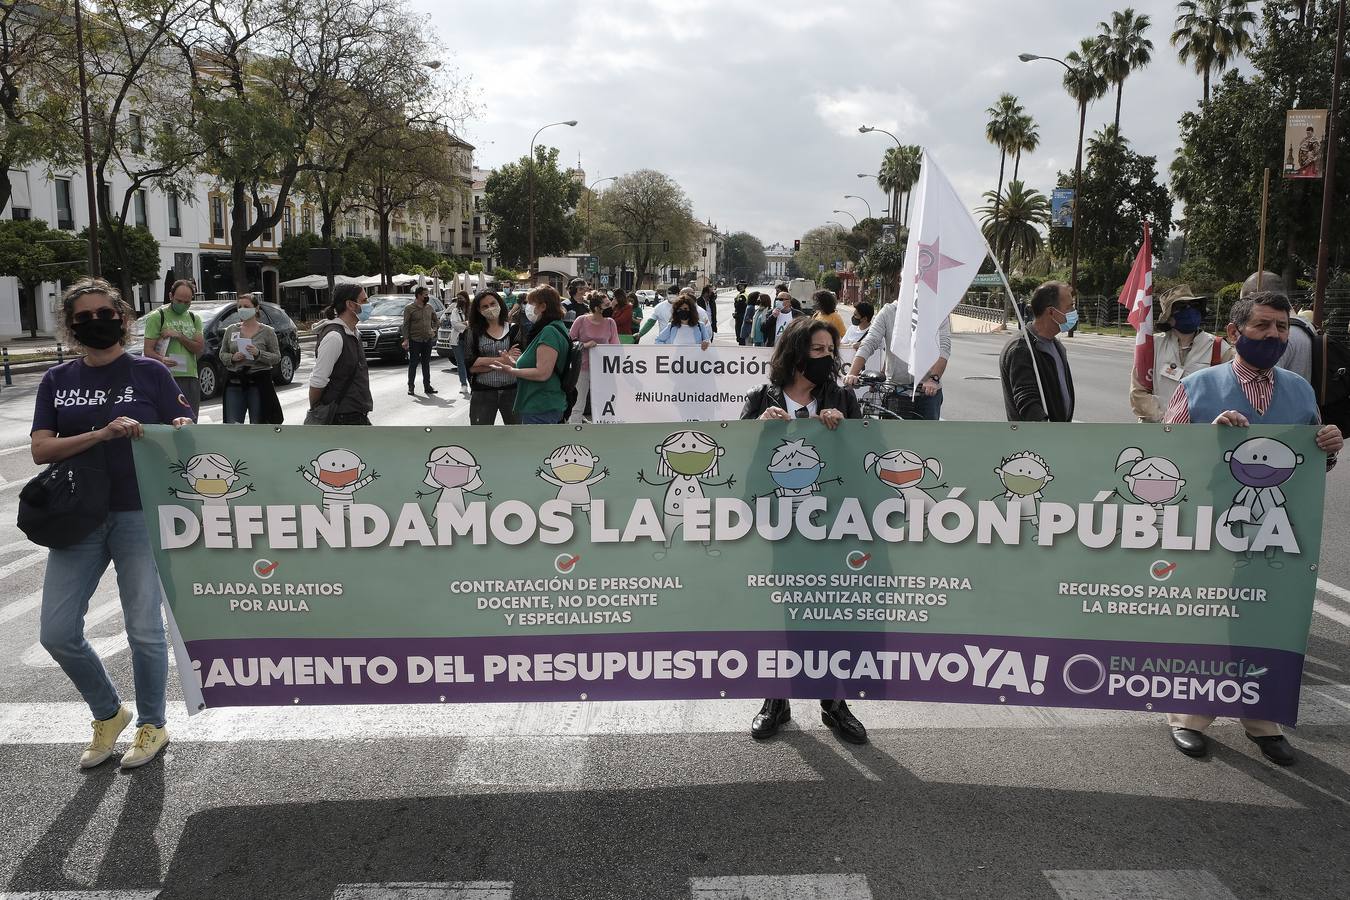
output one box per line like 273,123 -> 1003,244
524,304 -> 540,323
481,304 -> 500,320
238,307 -> 256,321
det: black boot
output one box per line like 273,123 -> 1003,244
821,699 -> 867,744
751,699 -> 790,739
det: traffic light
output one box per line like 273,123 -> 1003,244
793,239 -> 800,251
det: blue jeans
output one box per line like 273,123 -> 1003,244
519,409 -> 563,424
223,380 -> 264,423
40,510 -> 168,727
912,388 -> 943,421
452,338 -> 469,387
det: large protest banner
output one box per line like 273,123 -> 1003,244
590,345 -> 858,423
133,420 -> 1325,724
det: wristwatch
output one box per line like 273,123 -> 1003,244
926,374 -> 941,384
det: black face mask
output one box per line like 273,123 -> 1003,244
851,316 -> 861,326
801,355 -> 835,387
675,309 -> 692,323
73,318 -> 123,349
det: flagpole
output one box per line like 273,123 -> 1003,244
983,238 -> 1051,419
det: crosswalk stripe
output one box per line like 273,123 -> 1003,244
0,548 -> 46,579
1315,599 -> 1350,630
689,875 -> 873,899
332,883 -> 512,899
2,686 -> 1349,745
1045,869 -> 1237,900
1318,578 -> 1350,607
20,631 -> 129,669
0,589 -> 42,627
0,893 -> 159,899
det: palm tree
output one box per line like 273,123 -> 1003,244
984,93 -> 1025,224
1063,38 -> 1109,298
1086,123 -> 1130,160
1094,8 -> 1154,131
898,144 -> 922,224
1171,0 -> 1258,106
1008,114 -> 1040,183
979,180 -> 1051,270
878,146 -> 904,225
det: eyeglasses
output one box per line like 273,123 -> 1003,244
72,307 -> 121,324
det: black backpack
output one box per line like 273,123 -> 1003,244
550,321 -> 584,420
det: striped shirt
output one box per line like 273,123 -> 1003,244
1163,358 -> 1278,424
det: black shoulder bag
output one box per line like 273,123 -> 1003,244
17,377 -> 131,549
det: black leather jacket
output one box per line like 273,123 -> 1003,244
740,382 -> 863,420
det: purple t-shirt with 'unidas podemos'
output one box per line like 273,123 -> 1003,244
31,354 -> 195,511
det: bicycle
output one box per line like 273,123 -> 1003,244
852,370 -> 923,421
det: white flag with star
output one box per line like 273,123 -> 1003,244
890,150 -> 988,391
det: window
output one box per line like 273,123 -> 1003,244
11,206 -> 30,220
134,189 -> 148,228
345,217 -> 358,238
210,195 -> 225,240
167,193 -> 181,237
129,114 -> 145,153
260,200 -> 273,243
283,205 -> 294,239
55,179 -> 74,230
173,252 -> 192,280
301,207 -> 313,234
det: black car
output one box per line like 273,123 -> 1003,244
130,300 -> 303,401
356,294 -> 446,363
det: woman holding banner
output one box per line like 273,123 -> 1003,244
739,316 -> 867,745
654,293 -> 712,349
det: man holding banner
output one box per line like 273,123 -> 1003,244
1163,290 -> 1342,765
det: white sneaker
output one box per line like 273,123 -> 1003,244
119,723 -> 170,769
80,705 -> 132,769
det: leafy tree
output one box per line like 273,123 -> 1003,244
0,3 -> 75,215
0,219 -> 83,337
592,169 -> 698,288
338,237 -> 379,277
1050,131 -> 1172,295
878,144 -> 921,224
75,225 -> 161,301
1170,3 -> 1347,286
793,224 -> 854,280
821,271 -> 842,293
484,146 -> 581,269
985,94 -> 1025,222
723,231 -> 767,282
278,232 -> 325,281
860,241 -> 905,304
1094,8 -> 1154,131
979,180 -> 1051,270
785,257 -> 803,279
389,240 -> 445,275
1171,0 -> 1258,105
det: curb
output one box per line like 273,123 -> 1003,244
2,332 -> 319,378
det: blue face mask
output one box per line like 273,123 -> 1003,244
771,465 -> 822,491
1171,307 -> 1202,334
1236,334 -> 1285,370
356,303 -> 370,321
1056,308 -> 1079,333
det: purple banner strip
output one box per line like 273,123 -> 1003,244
185,630 -> 1305,725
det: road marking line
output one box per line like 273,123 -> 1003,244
690,874 -> 873,899
1318,579 -> 1350,607
1315,600 -> 1350,630
0,443 -> 33,457
1045,869 -> 1237,900
1305,652 -> 1346,671
332,883 -> 512,899
0,549 -> 46,579
0,590 -> 42,627
21,631 -> 129,668
0,893 -> 159,899
1,688 -> 1348,745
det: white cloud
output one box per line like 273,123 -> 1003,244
812,88 -> 928,139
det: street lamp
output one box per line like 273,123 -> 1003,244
528,119 -> 578,278
843,194 -> 872,220
585,175 -> 616,237
1020,51 -> 1084,303
858,124 -> 902,148
831,209 -> 858,227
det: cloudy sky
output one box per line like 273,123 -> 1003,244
413,0 -> 1223,246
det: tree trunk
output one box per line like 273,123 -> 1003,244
1114,81 -> 1123,131
1013,150 -> 1022,183
1202,67 -> 1210,106
993,149 -> 1007,225
378,205 -> 392,293
230,180 -> 250,292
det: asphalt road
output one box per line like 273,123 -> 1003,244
0,287 -> 1348,899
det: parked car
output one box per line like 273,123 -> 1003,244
129,300 -> 302,401
354,294 -> 445,363
634,289 -> 657,306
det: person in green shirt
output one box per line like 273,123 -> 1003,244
492,285 -> 570,424
143,279 -> 206,413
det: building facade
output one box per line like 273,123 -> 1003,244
764,242 -> 793,282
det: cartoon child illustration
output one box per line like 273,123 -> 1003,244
1223,436 -> 1303,568
537,444 -> 608,511
864,448 -> 944,518
1114,447 -> 1187,508
298,448 -> 379,511
993,450 -> 1053,525
756,438 -> 840,508
169,453 -> 254,505
417,445 -> 490,514
637,430 -> 735,559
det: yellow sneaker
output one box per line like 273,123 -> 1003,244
119,724 -> 169,769
80,705 -> 132,769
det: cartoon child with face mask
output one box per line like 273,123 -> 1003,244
298,448 -> 379,511
170,453 -> 253,505
863,448 -> 943,519
1225,436 -> 1302,526
417,445 -> 490,514
1114,447 -> 1187,508
994,451 -> 1053,525
758,438 -> 841,508
638,430 -> 735,559
537,444 -> 608,511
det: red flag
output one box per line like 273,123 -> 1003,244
1117,222 -> 1154,392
